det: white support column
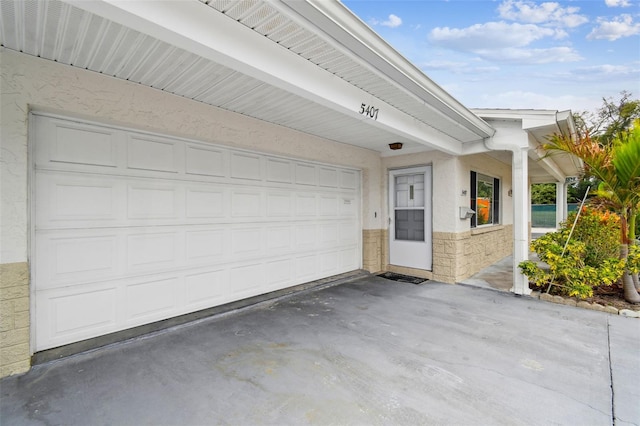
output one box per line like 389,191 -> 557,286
555,181 -> 567,228
511,148 -> 532,295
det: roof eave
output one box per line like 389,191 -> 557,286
280,0 -> 495,140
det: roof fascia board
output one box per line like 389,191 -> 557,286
63,0 -> 465,155
281,0 -> 495,139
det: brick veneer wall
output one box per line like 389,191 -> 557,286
0,262 -> 31,377
432,225 -> 513,283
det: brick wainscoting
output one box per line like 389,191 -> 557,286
433,225 -> 513,283
1,262 -> 31,378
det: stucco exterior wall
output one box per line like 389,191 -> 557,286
0,48 -> 385,377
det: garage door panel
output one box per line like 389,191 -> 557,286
127,135 -> 180,173
340,196 -> 357,217
36,118 -> 119,168
231,227 -> 263,256
126,232 -> 179,272
266,158 -> 292,183
267,192 -> 292,217
319,223 -> 338,247
340,170 -> 358,189
266,226 -> 293,252
296,224 -> 317,249
185,187 -> 225,218
185,144 -> 227,177
296,254 -> 318,281
231,263 -> 265,297
125,277 -> 180,322
319,167 -> 338,188
231,190 -> 262,217
266,259 -> 293,289
36,285 -> 118,347
320,195 -> 338,216
295,193 -> 317,216
33,113 -> 361,351
339,222 -> 358,244
185,229 -> 226,264
35,232 -> 119,289
185,269 -> 228,309
231,152 -> 262,181
321,251 -> 339,274
36,173 -> 121,226
340,247 -> 359,269
127,184 -> 179,219
295,163 -> 316,185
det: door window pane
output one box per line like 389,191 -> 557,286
395,209 -> 425,241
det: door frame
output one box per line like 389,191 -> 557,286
388,166 -> 432,270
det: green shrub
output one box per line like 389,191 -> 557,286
561,207 -> 621,267
519,206 -> 625,298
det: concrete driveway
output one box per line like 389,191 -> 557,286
1,275 -> 639,425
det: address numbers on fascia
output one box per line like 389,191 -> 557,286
359,103 -> 379,120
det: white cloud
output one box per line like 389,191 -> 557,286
497,0 -> 589,28
373,14 -> 402,28
475,90 -> 597,111
587,14 -> 640,40
428,21 -> 580,64
605,0 -> 631,7
572,64 -> 638,79
475,46 -> 583,63
429,22 -> 562,50
420,60 -> 500,74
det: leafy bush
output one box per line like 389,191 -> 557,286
519,206 -> 625,298
561,207 -> 620,267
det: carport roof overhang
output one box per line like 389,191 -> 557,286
0,0 -> 494,156
472,108 -> 583,184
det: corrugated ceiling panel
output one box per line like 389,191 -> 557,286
0,1 -> 18,49
56,6 -> 90,65
166,61 -> 234,98
22,0 -> 42,57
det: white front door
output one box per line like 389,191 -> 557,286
389,166 -> 432,270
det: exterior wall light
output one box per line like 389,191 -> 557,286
389,142 -> 403,150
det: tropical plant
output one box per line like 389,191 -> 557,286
519,207 -> 625,298
541,120 -> 640,303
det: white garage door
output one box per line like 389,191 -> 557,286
32,113 -> 361,351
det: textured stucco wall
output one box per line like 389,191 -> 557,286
0,48 -> 386,377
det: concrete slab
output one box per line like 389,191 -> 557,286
608,314 -> 640,425
1,276 -> 638,425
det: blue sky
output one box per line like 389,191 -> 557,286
342,0 -> 640,114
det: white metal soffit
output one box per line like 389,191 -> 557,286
0,0 -> 492,154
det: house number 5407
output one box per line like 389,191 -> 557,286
359,103 -> 379,120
